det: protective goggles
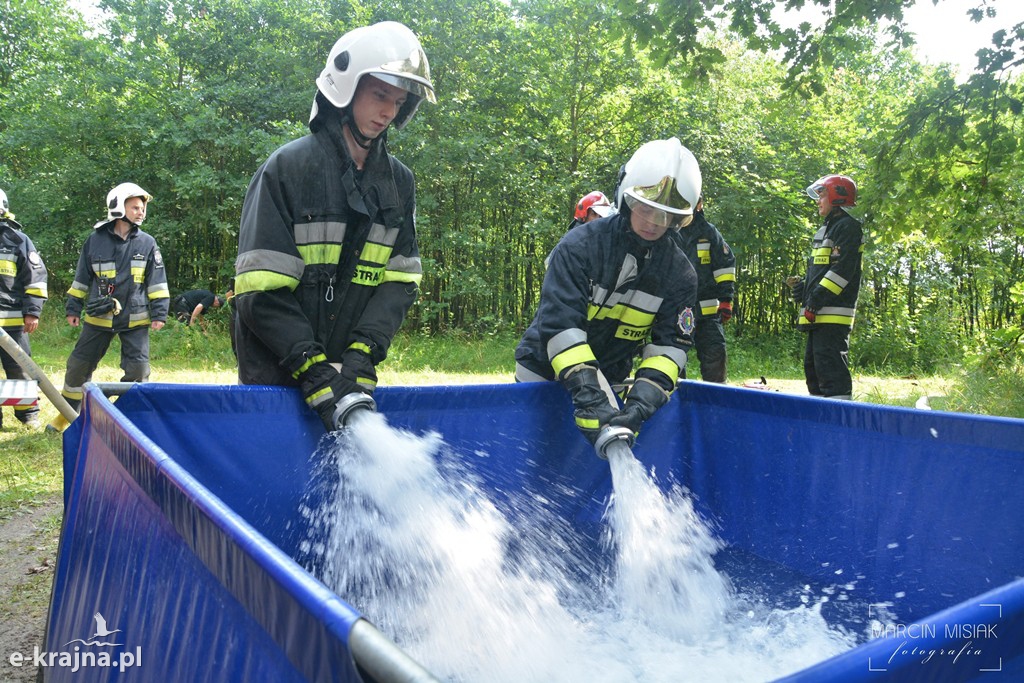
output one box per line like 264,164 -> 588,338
625,195 -> 693,229
805,183 -> 827,200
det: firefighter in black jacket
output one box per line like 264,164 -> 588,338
669,197 -> 736,382
53,182 -> 170,430
789,174 -> 863,400
0,188 -> 48,428
234,22 -> 435,431
515,138 -> 700,448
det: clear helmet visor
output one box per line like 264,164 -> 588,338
625,175 -> 693,214
625,195 -> 693,229
376,47 -> 436,103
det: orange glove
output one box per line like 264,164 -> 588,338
718,301 -> 732,323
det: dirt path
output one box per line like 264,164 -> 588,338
0,495 -> 62,683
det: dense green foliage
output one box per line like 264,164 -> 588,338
2,0 -> 1024,375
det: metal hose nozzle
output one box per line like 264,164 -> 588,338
594,425 -> 635,460
332,393 -> 377,429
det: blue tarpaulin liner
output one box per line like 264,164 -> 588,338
43,380 -> 1024,682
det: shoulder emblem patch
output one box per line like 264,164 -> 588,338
677,306 -> 695,336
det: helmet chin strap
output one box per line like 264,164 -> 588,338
341,109 -> 374,150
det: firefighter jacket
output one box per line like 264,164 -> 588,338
65,222 -> 170,331
515,213 -> 697,392
797,207 -> 863,329
670,210 -> 736,319
233,103 -> 422,386
0,217 -> 48,329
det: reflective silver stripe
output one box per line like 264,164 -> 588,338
235,249 -> 305,279
368,223 -> 399,245
295,221 -> 346,245
26,280 -> 48,294
622,288 -> 663,314
92,261 -> 116,273
129,311 -> 151,324
148,282 -> 170,297
699,297 -> 720,309
547,328 -> 587,359
0,310 -> 21,319
823,270 -> 849,288
818,306 -> 856,317
714,266 -> 736,279
514,363 -> 548,383
70,280 -> 89,293
643,344 -> 688,369
386,254 -> 422,275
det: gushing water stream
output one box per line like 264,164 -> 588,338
299,413 -> 858,682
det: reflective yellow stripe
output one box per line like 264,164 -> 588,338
821,278 -> 843,295
305,386 -> 332,407
235,270 -> 300,295
347,343 -> 371,354
361,242 -> 392,265
292,353 -> 328,379
381,270 -> 423,285
638,355 -> 680,384
297,244 -> 343,265
551,345 -> 597,378
575,415 -> 600,430
83,314 -> 113,328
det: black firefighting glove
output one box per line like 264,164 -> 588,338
299,361 -> 370,431
787,276 -> 805,303
559,364 -> 618,446
340,348 -> 378,395
608,377 -> 672,435
84,296 -> 122,316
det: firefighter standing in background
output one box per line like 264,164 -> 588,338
0,187 -> 48,429
669,196 -> 735,383
544,191 -> 616,269
568,191 -> 615,230
789,174 -> 863,400
51,183 -> 169,431
515,138 -> 700,448
233,22 -> 435,432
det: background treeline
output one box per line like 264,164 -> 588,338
3,0 -> 1024,374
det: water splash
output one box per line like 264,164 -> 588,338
301,413 -> 858,682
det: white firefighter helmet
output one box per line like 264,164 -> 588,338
314,21 -> 436,130
616,137 -> 702,228
96,182 -> 152,228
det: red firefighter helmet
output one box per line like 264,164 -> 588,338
574,191 -> 614,222
806,174 -> 857,207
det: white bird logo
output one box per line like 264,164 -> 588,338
91,612 -> 121,639
65,612 -> 122,647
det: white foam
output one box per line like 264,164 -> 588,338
303,413 -> 857,682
